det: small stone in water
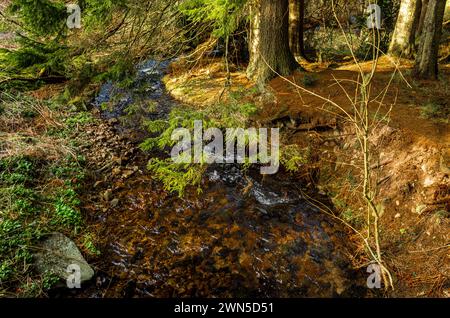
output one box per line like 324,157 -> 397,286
111,198 -> 119,207
94,181 -> 103,188
103,189 -> 113,201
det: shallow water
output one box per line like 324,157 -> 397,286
78,60 -> 363,298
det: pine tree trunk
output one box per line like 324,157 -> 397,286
288,0 -> 306,59
247,0 -> 299,85
417,0 -> 430,37
413,0 -> 446,79
388,0 -> 422,58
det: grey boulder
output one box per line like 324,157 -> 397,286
34,233 -> 94,286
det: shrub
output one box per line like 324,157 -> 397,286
302,74 -> 318,87
420,101 -> 449,120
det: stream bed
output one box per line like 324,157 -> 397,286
76,60 -> 364,298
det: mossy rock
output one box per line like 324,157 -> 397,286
68,96 -> 87,111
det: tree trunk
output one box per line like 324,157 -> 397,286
288,0 -> 306,59
417,0 -> 429,37
247,0 -> 299,85
413,0 -> 446,79
388,0 -> 422,58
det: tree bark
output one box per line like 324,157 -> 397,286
288,0 -> 306,59
413,0 -> 446,79
388,0 -> 422,58
247,0 -> 299,85
417,0 -> 430,37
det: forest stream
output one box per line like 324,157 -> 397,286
1,0 -> 449,302
67,60 -> 365,298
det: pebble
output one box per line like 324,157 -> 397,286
94,181 -> 103,188
104,189 -> 113,201
122,169 -> 135,179
111,198 -> 119,207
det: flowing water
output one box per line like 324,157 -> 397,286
77,60 -> 364,298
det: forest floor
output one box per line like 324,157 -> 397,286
164,56 -> 449,297
1,50 -> 448,297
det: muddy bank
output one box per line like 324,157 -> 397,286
316,123 -> 449,297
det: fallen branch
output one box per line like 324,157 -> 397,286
0,76 -> 67,85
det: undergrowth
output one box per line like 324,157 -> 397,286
419,100 -> 449,122
0,90 -> 98,297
